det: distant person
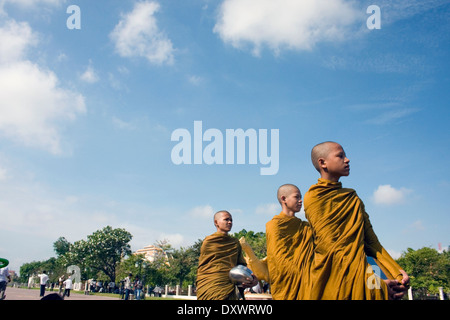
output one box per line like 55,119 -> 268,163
27,275 -> 34,289
62,276 -> 73,298
108,281 -> 115,293
119,280 -> 125,299
38,271 -> 49,297
0,266 -> 11,300
124,273 -> 132,300
304,141 -> 409,299
58,275 -> 65,295
196,210 -> 257,300
134,276 -> 143,300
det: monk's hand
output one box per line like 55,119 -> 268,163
399,269 -> 410,288
384,279 -> 406,300
242,274 -> 258,288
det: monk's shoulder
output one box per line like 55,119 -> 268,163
265,215 -> 278,230
201,233 -> 222,248
341,186 -> 356,194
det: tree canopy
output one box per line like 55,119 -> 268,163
231,229 -> 266,259
64,226 -> 132,283
396,247 -> 449,297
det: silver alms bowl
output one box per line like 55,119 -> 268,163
229,265 -> 253,285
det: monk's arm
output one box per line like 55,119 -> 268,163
362,211 -> 404,281
237,244 -> 247,266
266,228 -> 299,275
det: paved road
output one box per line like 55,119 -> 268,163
3,287 -> 120,300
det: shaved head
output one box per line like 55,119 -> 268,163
277,184 -> 300,204
213,210 -> 233,234
213,210 -> 231,224
311,141 -> 339,172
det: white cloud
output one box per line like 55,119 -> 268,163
0,60 -> 86,154
401,220 -> 425,237
386,249 -> 402,260
112,116 -> 136,130
0,0 -> 62,16
158,233 -> 184,247
346,102 -> 421,125
0,19 -> 36,63
188,75 -> 204,86
0,18 -> 86,154
80,64 -> 99,83
0,180 -> 94,240
372,184 -> 412,205
255,203 -> 279,215
367,107 -> 420,125
372,0 -> 448,26
2,0 -> 63,7
188,205 -> 215,219
214,0 -> 360,56
0,166 -> 7,181
110,1 -> 174,65
409,220 -> 425,231
0,166 -> 155,257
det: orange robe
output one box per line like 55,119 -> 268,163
303,178 -> 403,300
266,212 -> 314,300
196,232 -> 246,300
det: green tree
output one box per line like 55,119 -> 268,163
19,261 -> 42,283
64,226 -> 132,283
168,245 -> 199,287
18,258 -> 65,284
231,229 -> 267,259
188,239 -> 203,284
116,253 -> 146,283
53,237 -> 71,257
397,247 -> 449,297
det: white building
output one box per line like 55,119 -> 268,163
134,245 -> 169,263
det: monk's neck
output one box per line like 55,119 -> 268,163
281,210 -> 295,218
321,175 -> 341,182
216,230 -> 229,236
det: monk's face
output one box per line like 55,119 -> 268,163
323,143 -> 350,179
284,188 -> 302,213
215,211 -> 233,234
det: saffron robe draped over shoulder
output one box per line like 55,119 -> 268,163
196,232 -> 246,300
303,178 -> 404,300
266,212 -> 314,300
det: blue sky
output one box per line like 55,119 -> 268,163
1,0 -> 449,273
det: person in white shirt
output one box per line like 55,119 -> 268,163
62,276 -> 73,298
38,271 -> 49,297
0,267 -> 11,300
124,273 -> 132,300
28,275 -> 35,289
58,275 -> 65,295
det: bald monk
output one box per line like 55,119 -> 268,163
303,141 -> 410,300
265,184 -> 314,300
196,210 -> 258,300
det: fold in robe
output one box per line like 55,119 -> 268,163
196,232 -> 246,300
266,212 -> 314,300
304,178 -> 403,300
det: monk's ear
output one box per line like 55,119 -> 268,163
318,157 -> 327,169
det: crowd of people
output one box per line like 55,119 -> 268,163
20,271 -> 151,300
